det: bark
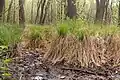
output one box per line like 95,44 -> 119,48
39,0 -> 50,25
35,0 -> 41,24
39,0 -> 46,24
118,1 -> 120,26
7,0 -> 13,22
95,0 -> 107,24
104,0 -> 112,24
19,0 -> 25,27
2,4 -> 5,22
13,0 -> 16,23
31,0 -> 34,23
66,0 -> 77,19
0,0 -> 5,20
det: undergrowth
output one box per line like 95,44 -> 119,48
56,20 -> 120,38
0,23 -> 22,79
0,23 -> 22,46
21,20 -> 120,50
21,20 -> 120,67
0,46 -> 12,80
24,20 -> 120,41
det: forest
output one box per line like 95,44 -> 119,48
0,0 -> 120,80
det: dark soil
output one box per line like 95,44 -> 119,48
9,50 -> 120,80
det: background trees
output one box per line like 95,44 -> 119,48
0,0 -> 119,26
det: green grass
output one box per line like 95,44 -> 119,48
24,25 -> 56,41
56,20 -> 120,37
0,23 -> 22,46
0,21 -> 119,46
22,20 -> 120,42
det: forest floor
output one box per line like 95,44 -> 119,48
9,49 -> 120,80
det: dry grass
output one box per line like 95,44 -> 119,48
20,25 -> 56,56
44,34 -> 120,68
20,22 -> 120,68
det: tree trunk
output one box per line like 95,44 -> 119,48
95,0 -> 107,24
35,0 -> 41,24
30,0 -> 34,23
13,0 -> 16,23
7,0 -> 13,22
19,0 -> 25,27
118,1 -> 120,26
39,0 -> 46,24
66,0 -> 77,19
41,0 -> 50,24
104,0 -> 112,24
0,0 -> 5,21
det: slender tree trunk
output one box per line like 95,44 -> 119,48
39,0 -> 46,24
35,0 -> 41,24
0,0 -> 5,21
7,0 -> 13,22
95,0 -> 107,24
2,4 -> 5,22
118,1 -> 120,26
50,3 -> 53,23
19,0 -> 25,27
66,0 -> 77,19
41,0 -> 50,24
13,0 -> 16,23
104,0 -> 109,24
95,0 -> 100,23
31,0 -> 34,23
104,0 -> 112,24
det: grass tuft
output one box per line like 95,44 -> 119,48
0,24 -> 22,46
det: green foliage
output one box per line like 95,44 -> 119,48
76,29 -> 85,41
26,20 -> 120,41
0,24 -> 22,46
0,45 -> 12,80
29,26 -> 42,40
56,21 -> 69,36
69,21 -> 120,39
0,23 -> 20,79
27,25 -> 55,40
55,20 -> 120,40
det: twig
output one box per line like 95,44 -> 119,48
61,67 -> 109,77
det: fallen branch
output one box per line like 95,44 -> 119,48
61,67 -> 109,77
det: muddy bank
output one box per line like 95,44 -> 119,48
9,50 -> 120,80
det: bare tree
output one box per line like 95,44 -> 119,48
0,0 -> 5,21
95,0 -> 110,24
31,0 -> 34,23
104,0 -> 112,24
118,1 -> 120,26
95,0 -> 106,23
41,0 -> 50,24
13,0 -> 16,23
35,0 -> 41,24
39,0 -> 46,24
66,0 -> 77,19
19,0 -> 25,27
7,0 -> 13,22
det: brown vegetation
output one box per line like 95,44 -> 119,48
21,31 -> 120,68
